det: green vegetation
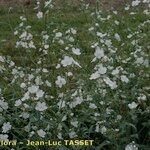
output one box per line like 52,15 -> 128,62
0,1 -> 150,150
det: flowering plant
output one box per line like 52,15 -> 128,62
0,0 -> 149,149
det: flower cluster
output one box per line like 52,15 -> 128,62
0,0 -> 149,149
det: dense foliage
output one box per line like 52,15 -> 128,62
0,0 -> 150,150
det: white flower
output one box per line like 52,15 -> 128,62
29,131 -> 35,137
37,129 -> 46,138
2,122 -> 12,133
128,102 -> 138,109
20,83 -> 26,88
113,11 -> 118,14
20,112 -> 29,119
90,71 -> 100,80
56,64 -> 61,69
44,44 -> 49,49
127,34 -> 132,39
68,36 -> 74,42
143,0 -> 149,3
125,5 -> 130,10
105,39 -> 112,47
89,103 -> 97,109
28,74 -> 34,81
0,56 -> 5,62
89,27 -> 94,31
24,125 -> 30,132
135,57 -> 144,64
103,77 -> 117,89
42,68 -> 49,73
121,75 -> 129,83
27,33 -> 33,40
95,123 -> 100,132
114,33 -> 121,41
98,64 -> 107,74
55,32 -> 62,38
9,61 -> 15,67
71,121 -> 78,127
43,34 -> 49,40
71,28 -> 77,34
97,32 -> 106,38
57,100 -> 66,109
69,131 -> 77,138
61,56 -> 73,67
117,115 -> 122,120
15,99 -> 22,107
20,31 -> 27,39
23,104 -> 29,109
100,126 -> 107,134
37,11 -> 43,19
45,80 -> 51,87
143,9 -> 150,15
62,115 -> 67,121
28,85 -> 39,94
71,91 -> 78,97
94,46 -> 104,59
20,16 -> 26,21
44,0 -> 52,8
132,0 -> 140,7
138,94 -> 147,101
55,76 -> 66,88
112,68 -> 119,75
95,113 -> 100,117
58,39 -> 64,44
57,133 -> 62,139
0,100 -> 8,111
125,141 -> 138,150
69,97 -> 83,108
14,30 -> 18,35
72,48 -> 81,55
115,20 -> 120,25
36,90 -> 45,99
35,102 -> 48,111
91,42 -> 98,48
21,92 -> 30,101
35,76 -> 43,85
0,134 -> 8,140
67,72 -> 73,76
72,59 -> 82,68
29,41 -> 36,49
